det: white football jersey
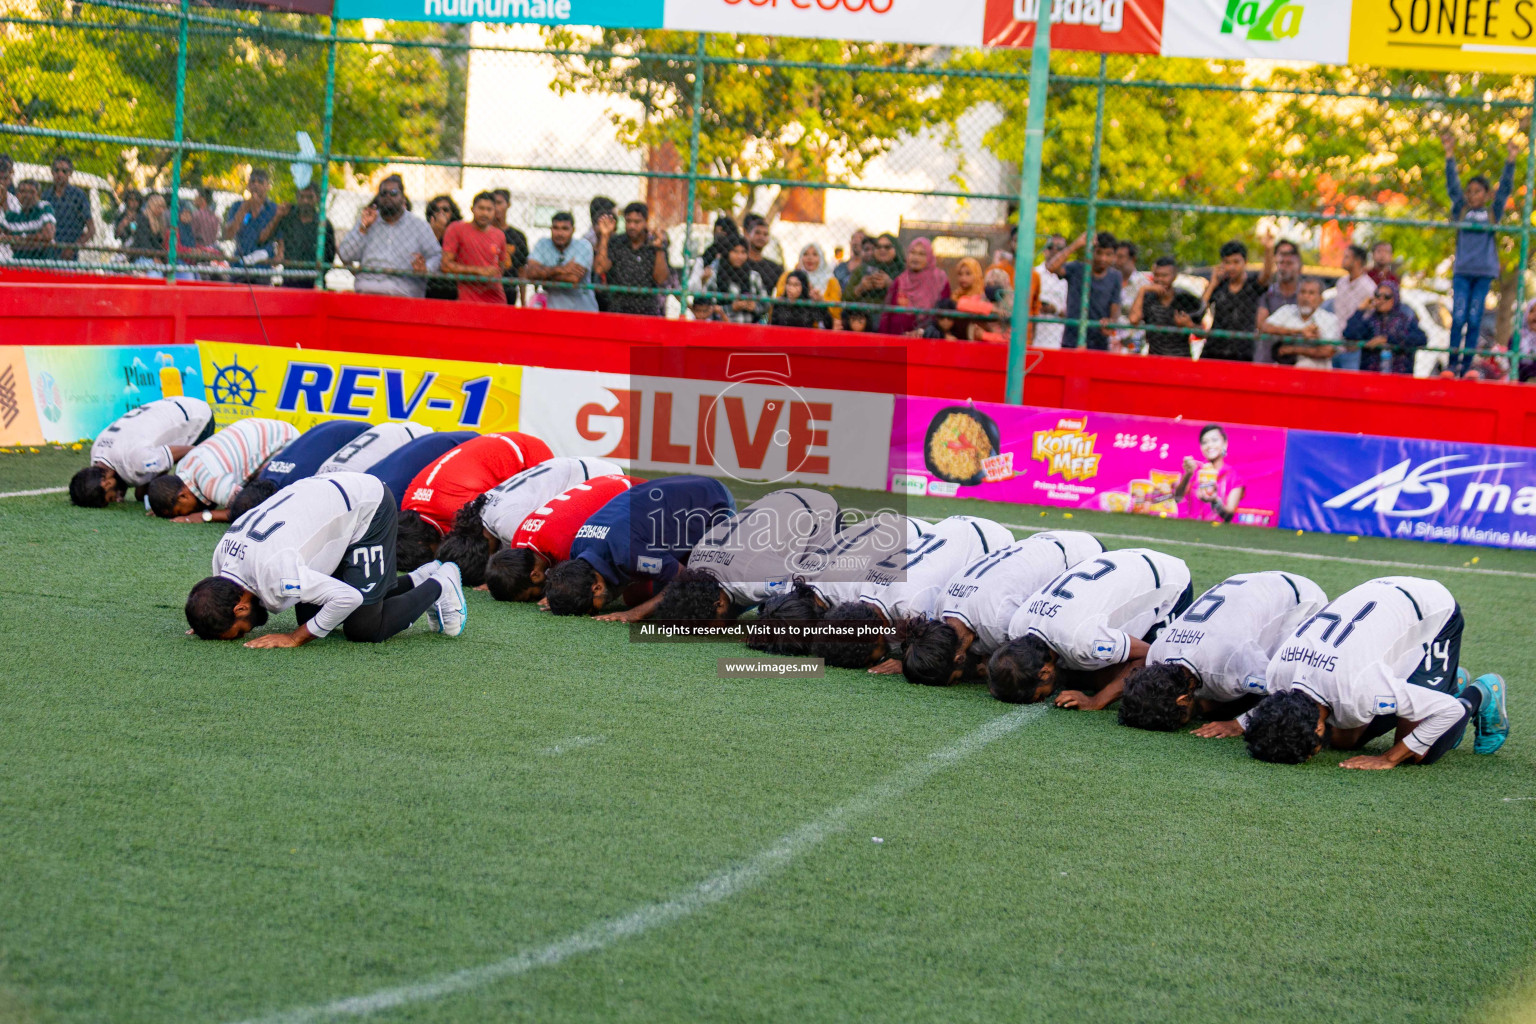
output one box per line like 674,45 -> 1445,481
315,422 -> 431,476
689,488 -> 841,607
802,513 -> 922,609
90,397 -> 213,485
1149,571 -> 1328,703
1263,576 -> 1458,731
858,516 -> 1016,621
938,531 -> 1104,657
480,457 -> 624,542
1007,547 -> 1192,671
213,472 -> 385,637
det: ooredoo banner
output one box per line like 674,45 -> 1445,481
194,340 -> 524,434
1347,0 -> 1536,74
889,397 -> 1287,527
20,345 -> 206,444
663,0 -> 988,46
1280,431 -> 1536,550
1159,0 -> 1352,63
984,0 -> 1164,54
517,365 -> 894,489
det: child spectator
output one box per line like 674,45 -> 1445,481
1441,127 -> 1519,377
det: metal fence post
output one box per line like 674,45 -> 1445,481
1004,10 -> 1052,405
679,32 -> 707,314
165,0 -> 190,283
313,14 -> 340,291
1511,84 -> 1536,382
1074,52 -> 1107,350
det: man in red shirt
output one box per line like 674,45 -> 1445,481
398,431 -> 553,569
441,192 -> 508,303
484,474 -> 641,602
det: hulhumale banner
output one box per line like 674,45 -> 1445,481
333,0 -> 664,25
1281,431 -> 1536,551
888,397 -> 1287,527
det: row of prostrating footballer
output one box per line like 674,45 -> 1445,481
69,397 -> 1509,768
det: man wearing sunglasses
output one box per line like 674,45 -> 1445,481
336,173 -> 442,299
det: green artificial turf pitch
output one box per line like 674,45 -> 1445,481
2,445 -> 1535,1024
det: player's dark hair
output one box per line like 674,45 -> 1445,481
146,474 -> 186,518
814,602 -> 888,670
185,576 -> 245,640
901,618 -> 961,687
436,495 -> 495,587
485,547 -> 540,602
226,479 -> 278,524
1219,239 -> 1248,261
1119,663 -> 1198,732
395,510 -> 442,572
748,580 -> 822,655
545,559 -> 601,617
1244,690 -> 1323,764
69,465 -> 109,507
653,568 -> 728,623
987,635 -> 1053,704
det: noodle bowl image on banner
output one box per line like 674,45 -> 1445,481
889,396 -> 1288,527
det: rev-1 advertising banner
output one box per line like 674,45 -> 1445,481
888,397 -> 1287,527
1280,430 -> 1536,550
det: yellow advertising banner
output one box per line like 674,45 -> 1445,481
196,341 -> 523,434
1349,0 -> 1536,73
0,345 -> 44,446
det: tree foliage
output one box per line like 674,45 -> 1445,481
0,1 -> 455,194
540,27 -> 958,221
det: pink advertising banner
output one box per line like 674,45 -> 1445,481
889,398 -> 1289,528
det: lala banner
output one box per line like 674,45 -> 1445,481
1280,431 -> 1536,550
889,397 -> 1288,527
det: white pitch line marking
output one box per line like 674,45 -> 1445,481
1503,797 -> 1536,802
227,705 -> 1047,1024
538,735 -> 605,757
0,486 -> 67,499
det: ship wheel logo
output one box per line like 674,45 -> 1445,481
210,354 -> 264,407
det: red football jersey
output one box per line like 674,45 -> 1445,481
402,431 -> 554,533
512,475 -> 642,562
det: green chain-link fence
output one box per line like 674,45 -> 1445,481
2,1 -> 1533,380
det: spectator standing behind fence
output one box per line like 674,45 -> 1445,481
769,270 -> 832,330
714,237 -> 767,324
1254,239 -> 1304,364
689,214 -> 739,294
181,189 -> 221,249
0,156 -> 17,263
1030,234 -> 1068,350
1266,277 -> 1341,369
222,169 -> 278,266
526,211 -> 599,313
1442,127 -> 1519,377
260,185 -> 337,290
1129,257 -> 1201,359
1331,244 -> 1375,370
833,229 -> 866,292
1344,279 -> 1425,374
0,180 -> 55,261
881,237 -> 950,337
1518,299 -> 1536,383
1116,241 -> 1151,353
742,213 -> 784,290
1045,231 -> 1122,351
775,243 -> 841,316
440,191 -> 509,305
337,175 -> 440,300
593,201 -> 668,316
112,189 -> 141,246
45,156 -> 93,261
1367,240 -> 1399,287
1200,238 -> 1275,362
846,233 -> 902,331
582,196 -> 617,312
128,193 -> 168,266
490,189 -> 529,306
423,195 -> 460,301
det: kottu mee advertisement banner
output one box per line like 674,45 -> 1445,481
1281,431 -> 1536,550
889,397 -> 1287,527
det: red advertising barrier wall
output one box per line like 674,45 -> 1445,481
5,272 -> 1536,447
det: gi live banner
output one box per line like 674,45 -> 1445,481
194,341 -> 524,434
1,344 -> 205,447
1282,431 -> 1536,551
888,396 -> 1288,527
328,0 -> 1526,73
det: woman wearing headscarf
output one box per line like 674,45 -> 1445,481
689,214 -> 740,295
845,232 -> 903,331
769,269 -> 832,329
1342,280 -> 1427,375
713,236 -> 767,324
881,237 -> 951,337
948,256 -> 992,340
775,242 -> 841,315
